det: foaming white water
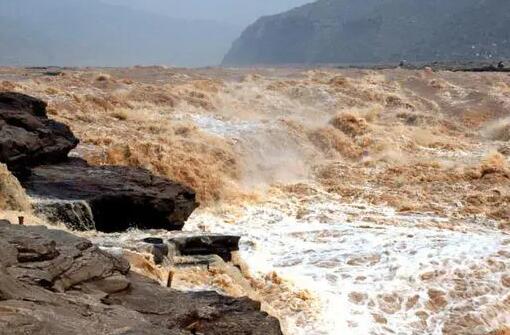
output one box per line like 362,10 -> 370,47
179,109 -> 510,334
31,197 -> 96,231
185,190 -> 510,335
175,114 -> 313,186
188,114 -> 262,138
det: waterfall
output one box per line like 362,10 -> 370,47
31,198 -> 96,231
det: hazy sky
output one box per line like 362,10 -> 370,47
101,0 -> 313,26
0,0 -> 315,67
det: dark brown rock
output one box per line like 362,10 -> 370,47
0,221 -> 283,335
170,235 -> 241,262
20,158 -> 199,232
104,273 -> 282,335
0,92 -> 79,172
0,93 -> 198,233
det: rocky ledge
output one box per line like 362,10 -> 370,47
20,158 -> 198,232
0,220 -> 282,335
0,92 -> 198,232
170,235 -> 241,262
0,92 -> 78,172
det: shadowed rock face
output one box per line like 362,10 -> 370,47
0,92 -> 79,172
0,221 -> 283,335
20,159 -> 199,232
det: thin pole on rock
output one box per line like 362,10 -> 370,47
18,216 -> 24,225
167,271 -> 174,288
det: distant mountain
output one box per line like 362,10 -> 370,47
222,0 -> 510,66
0,0 -> 239,67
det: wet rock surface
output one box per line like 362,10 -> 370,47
20,158 -> 198,232
170,235 -> 241,262
0,220 -> 282,335
104,273 -> 281,335
31,198 -> 96,231
95,234 -> 242,268
0,92 -> 78,172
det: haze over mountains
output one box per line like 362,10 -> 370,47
0,0 -> 310,67
223,0 -> 510,65
101,0 -> 311,26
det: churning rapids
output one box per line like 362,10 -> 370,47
177,115 -> 510,335
5,67 -> 510,334
186,194 -> 510,335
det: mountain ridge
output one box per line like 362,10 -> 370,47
223,0 -> 510,66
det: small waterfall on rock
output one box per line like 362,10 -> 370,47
32,198 -> 96,231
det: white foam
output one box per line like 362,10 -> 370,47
178,114 -> 312,186
185,191 -> 510,335
188,114 -> 262,137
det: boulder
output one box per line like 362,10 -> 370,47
0,92 -> 78,172
139,234 -> 241,264
140,237 -> 171,265
0,220 -> 129,293
170,235 -> 241,262
104,273 -> 283,335
20,159 -> 199,232
0,221 -> 283,335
